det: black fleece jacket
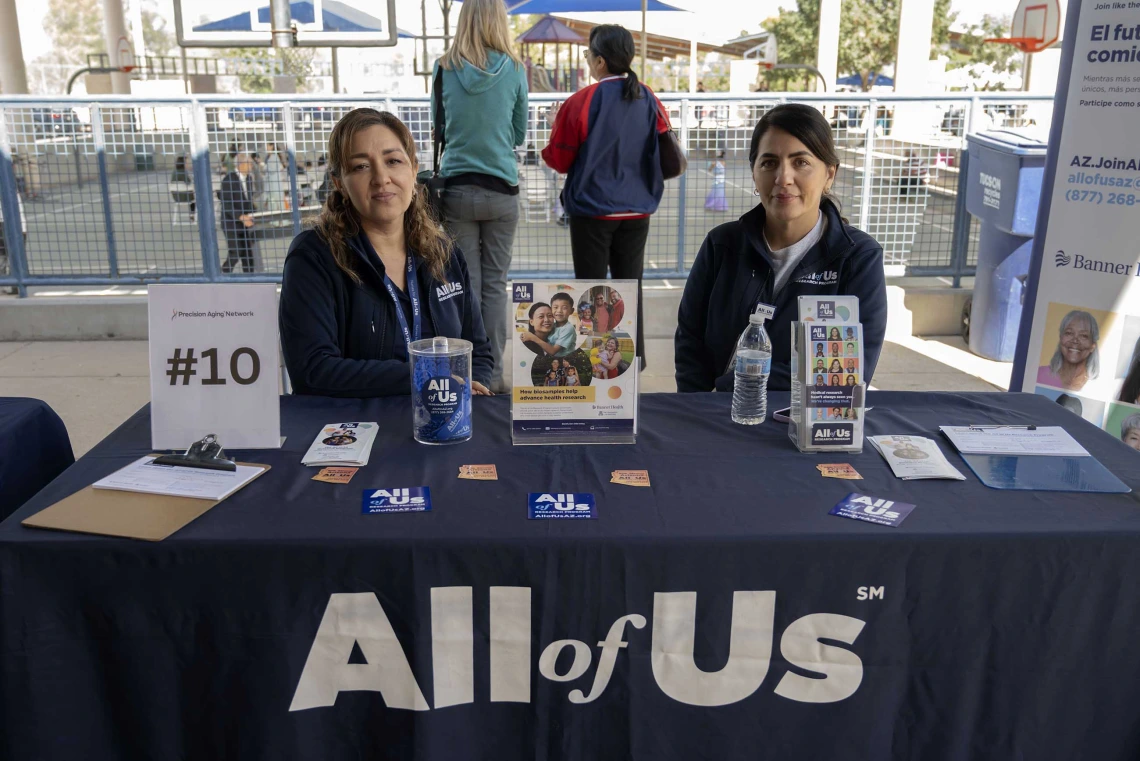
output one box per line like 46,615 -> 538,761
279,229 -> 493,397
675,198 -> 888,393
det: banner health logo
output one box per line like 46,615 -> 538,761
1055,250 -> 1071,267
513,283 -> 534,303
812,423 -> 853,446
290,588 -> 868,712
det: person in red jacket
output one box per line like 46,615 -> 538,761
541,24 -> 670,365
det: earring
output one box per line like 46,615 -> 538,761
753,189 -> 761,196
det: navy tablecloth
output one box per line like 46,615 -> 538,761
3,391 -> 1140,761
0,397 -> 74,521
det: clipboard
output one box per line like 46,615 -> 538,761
22,458 -> 271,541
959,454 -> 1131,493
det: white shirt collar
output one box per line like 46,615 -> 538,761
598,74 -> 629,83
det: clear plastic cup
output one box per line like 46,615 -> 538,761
409,336 -> 473,445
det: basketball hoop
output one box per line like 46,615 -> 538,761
985,0 -> 1060,54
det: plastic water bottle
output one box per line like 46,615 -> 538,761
731,313 -> 772,425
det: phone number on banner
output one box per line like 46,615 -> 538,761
1065,190 -> 1140,206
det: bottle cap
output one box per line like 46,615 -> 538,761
748,313 -> 766,325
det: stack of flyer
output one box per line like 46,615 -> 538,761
301,422 -> 378,467
868,435 -> 966,481
788,296 -> 866,453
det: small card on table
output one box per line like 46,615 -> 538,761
817,463 -> 862,480
829,493 -> 914,527
362,487 -> 431,514
459,464 -> 498,481
312,467 -> 358,484
611,470 -> 650,487
528,492 -> 595,520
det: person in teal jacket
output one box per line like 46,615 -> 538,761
432,0 -> 529,394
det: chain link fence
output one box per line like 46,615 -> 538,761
0,93 -> 1053,295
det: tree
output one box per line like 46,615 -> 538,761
41,0 -> 174,61
221,48 -> 320,94
946,14 -> 1023,90
762,0 -> 956,91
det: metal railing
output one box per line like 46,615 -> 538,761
0,92 -> 1054,296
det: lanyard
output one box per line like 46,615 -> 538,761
381,253 -> 422,349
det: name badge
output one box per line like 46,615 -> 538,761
754,302 -> 776,320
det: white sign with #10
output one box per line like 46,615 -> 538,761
148,284 -> 281,450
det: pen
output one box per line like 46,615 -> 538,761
966,425 -> 1037,431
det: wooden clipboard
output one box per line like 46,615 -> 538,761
22,459 -> 271,542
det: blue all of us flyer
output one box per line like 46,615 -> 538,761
1014,0 -> 1140,456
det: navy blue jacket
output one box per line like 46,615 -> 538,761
541,78 -> 669,217
675,198 -> 888,393
280,229 -> 494,397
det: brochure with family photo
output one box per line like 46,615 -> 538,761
868,435 -> 967,481
508,280 -> 638,445
301,422 -> 379,467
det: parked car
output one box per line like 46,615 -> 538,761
31,107 -> 85,136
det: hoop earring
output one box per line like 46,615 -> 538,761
753,189 -> 761,197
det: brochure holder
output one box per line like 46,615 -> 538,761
508,279 -> 639,446
789,320 -> 865,453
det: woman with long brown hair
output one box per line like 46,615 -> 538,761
279,108 -> 494,396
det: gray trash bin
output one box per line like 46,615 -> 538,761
964,130 -> 1047,361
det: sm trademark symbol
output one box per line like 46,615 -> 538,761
856,586 -> 885,601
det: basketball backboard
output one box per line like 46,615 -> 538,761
986,0 -> 1061,53
174,0 -> 397,47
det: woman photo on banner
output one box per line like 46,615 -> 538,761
674,104 -> 887,393
1037,309 -> 1099,392
278,109 -> 493,397
432,0 -> 529,393
520,302 -> 556,356
542,24 -> 673,366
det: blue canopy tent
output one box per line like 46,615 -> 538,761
193,0 -> 414,36
836,72 -> 894,88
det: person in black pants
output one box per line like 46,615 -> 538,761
219,153 -> 256,273
542,24 -> 672,362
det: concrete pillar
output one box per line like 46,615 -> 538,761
0,0 -> 29,94
816,0 -> 840,93
892,0 -> 936,137
894,0 -> 934,93
102,0 -> 132,94
688,39 -> 697,94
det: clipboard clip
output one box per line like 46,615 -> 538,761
152,434 -> 237,472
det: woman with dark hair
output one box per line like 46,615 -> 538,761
278,108 -> 494,397
675,103 -> 887,392
520,302 -> 555,355
845,374 -> 857,386
542,23 -> 672,365
828,359 -> 843,374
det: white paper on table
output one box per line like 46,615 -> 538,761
868,435 -> 967,481
938,426 -> 1089,457
92,456 -> 264,500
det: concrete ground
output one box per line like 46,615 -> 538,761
0,334 -> 1009,458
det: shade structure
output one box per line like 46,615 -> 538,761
506,0 -> 685,13
516,15 -> 586,44
192,0 -> 414,35
837,72 -> 894,87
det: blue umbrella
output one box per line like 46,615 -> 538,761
506,0 -> 686,13
836,72 -> 894,87
193,0 -> 414,35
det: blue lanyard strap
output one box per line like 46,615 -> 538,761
381,253 -> 422,348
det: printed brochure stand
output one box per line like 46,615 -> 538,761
789,320 -> 866,453
508,279 -> 639,446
